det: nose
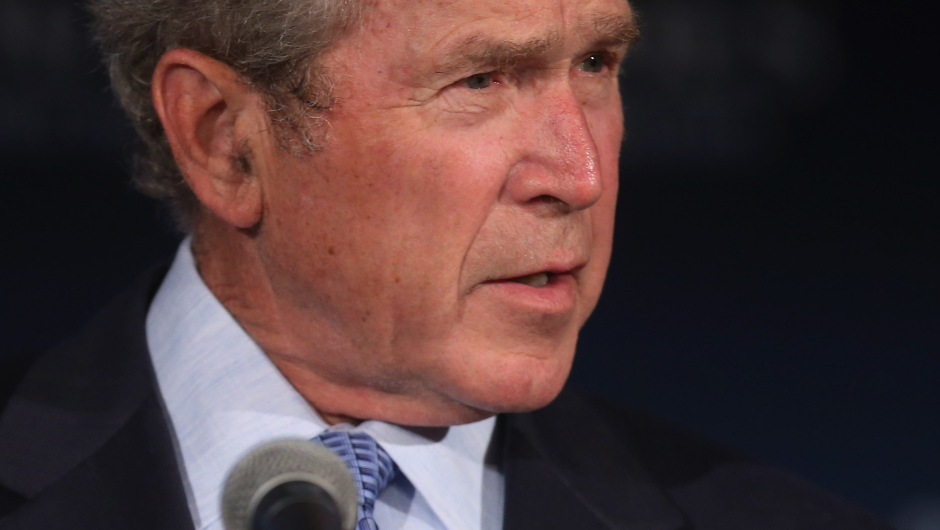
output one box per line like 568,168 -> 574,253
505,83 -> 604,213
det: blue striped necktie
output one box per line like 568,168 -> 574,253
313,431 -> 396,530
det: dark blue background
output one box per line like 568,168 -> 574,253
1,0 -> 937,526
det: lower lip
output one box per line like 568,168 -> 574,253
477,273 -> 578,315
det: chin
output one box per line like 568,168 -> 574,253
444,339 -> 578,420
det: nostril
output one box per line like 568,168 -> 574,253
529,195 -> 572,213
532,195 -> 562,205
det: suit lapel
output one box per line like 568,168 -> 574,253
1,394 -> 193,530
0,265 -> 192,530
502,391 -> 689,530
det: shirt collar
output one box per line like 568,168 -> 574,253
364,419 -> 498,530
147,239 -> 496,529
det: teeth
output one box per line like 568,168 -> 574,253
512,272 -> 550,287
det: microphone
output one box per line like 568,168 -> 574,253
221,439 -> 359,530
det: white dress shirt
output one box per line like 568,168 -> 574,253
146,240 -> 505,530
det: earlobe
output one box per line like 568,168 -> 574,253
151,49 -> 263,229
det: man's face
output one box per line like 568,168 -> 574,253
252,0 -> 633,424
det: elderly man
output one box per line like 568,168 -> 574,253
0,0 -> 890,528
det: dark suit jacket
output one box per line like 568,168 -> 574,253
0,266 -> 890,529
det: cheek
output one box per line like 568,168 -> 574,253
261,119 -> 516,343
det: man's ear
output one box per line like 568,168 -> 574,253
151,49 -> 263,229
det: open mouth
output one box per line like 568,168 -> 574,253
478,266 -> 581,313
507,272 -> 551,287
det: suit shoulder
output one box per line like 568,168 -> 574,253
0,263 -> 170,502
535,389 -> 752,488
0,263 -> 168,407
532,389 -> 893,529
0,353 -> 40,418
0,466 -> 27,520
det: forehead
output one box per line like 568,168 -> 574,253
405,0 -> 632,25
358,0 -> 634,62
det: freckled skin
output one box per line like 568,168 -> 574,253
196,0 -> 632,426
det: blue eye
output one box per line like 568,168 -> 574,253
580,54 -> 605,73
464,73 -> 493,89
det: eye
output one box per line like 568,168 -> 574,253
464,73 -> 494,89
580,53 -> 606,73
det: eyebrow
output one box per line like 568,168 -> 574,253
430,33 -> 560,79
588,12 -> 641,48
428,11 -> 640,80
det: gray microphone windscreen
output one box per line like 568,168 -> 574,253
221,439 -> 358,530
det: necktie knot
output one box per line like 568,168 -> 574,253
313,431 -> 396,530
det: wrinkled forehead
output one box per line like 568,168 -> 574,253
419,0 -> 632,26
359,0 -> 635,64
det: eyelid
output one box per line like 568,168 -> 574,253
448,49 -> 624,91
455,70 -> 505,89
577,49 -> 627,77
584,50 -> 618,66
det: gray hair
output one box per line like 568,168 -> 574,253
89,0 -> 364,229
